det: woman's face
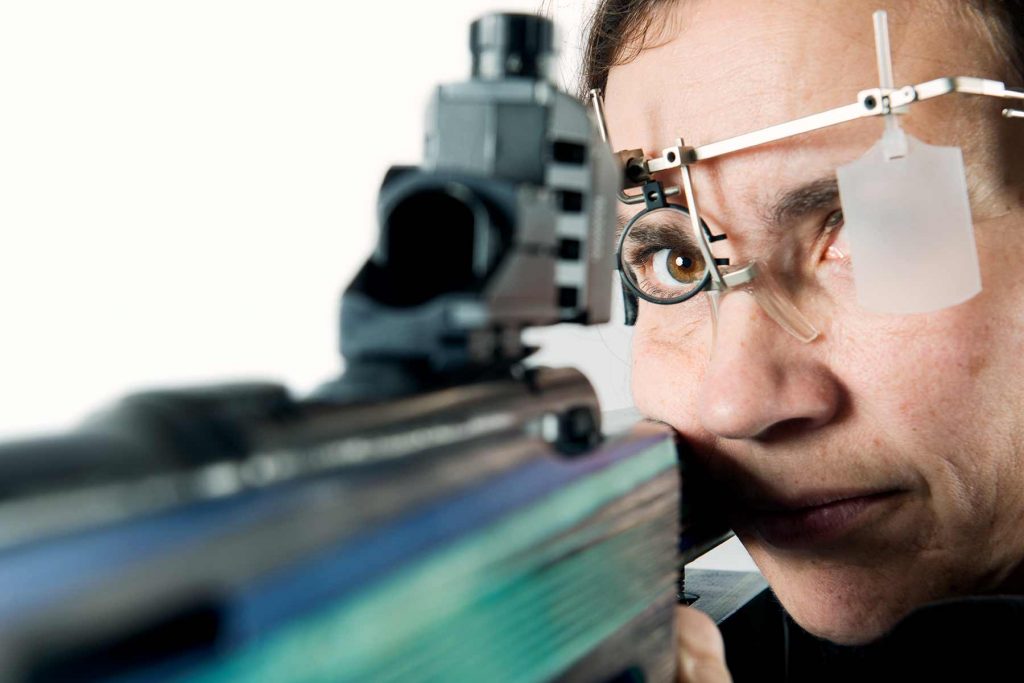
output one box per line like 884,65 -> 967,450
604,0 -> 1024,644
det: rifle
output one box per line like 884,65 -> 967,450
0,14 -> 769,682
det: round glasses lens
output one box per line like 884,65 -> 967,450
619,206 -> 709,303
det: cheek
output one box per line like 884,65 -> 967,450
828,304 -> 1024,545
827,216 -> 1024,446
630,302 -> 711,428
843,314 -> 1002,434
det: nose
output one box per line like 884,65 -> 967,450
698,291 -> 842,441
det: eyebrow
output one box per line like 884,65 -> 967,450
763,176 -> 841,230
616,213 -> 698,253
615,174 -> 840,243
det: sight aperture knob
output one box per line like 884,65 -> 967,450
470,13 -> 554,81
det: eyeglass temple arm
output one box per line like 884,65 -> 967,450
589,77 -> 1024,205
656,76 -> 1023,169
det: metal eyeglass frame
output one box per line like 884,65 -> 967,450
589,45 -> 1024,339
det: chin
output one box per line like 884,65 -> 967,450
781,590 -> 905,645
743,540 -> 924,645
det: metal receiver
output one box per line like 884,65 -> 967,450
334,13 -> 619,399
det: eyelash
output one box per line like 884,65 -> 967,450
627,246 -> 663,270
626,240 -> 699,270
823,208 -> 844,233
820,208 -> 847,262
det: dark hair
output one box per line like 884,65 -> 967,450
971,1 -> 1024,82
579,0 -> 1024,99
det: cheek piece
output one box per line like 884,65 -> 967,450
592,9 -> 1024,345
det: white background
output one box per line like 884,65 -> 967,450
0,0 -> 633,437
0,0 -> 751,571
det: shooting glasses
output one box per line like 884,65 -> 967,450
591,10 -> 1024,342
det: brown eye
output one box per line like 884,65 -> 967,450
619,206 -> 709,301
654,247 -> 705,286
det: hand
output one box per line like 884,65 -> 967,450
676,605 -> 733,683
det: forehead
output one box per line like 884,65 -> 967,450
602,0 -> 996,217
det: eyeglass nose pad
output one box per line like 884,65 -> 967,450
706,263 -> 820,347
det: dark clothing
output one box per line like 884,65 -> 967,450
726,593 -> 1024,682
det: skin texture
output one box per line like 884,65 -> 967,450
603,0 -> 1024,646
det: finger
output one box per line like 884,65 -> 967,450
676,605 -> 732,683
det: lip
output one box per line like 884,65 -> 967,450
737,490 -> 908,551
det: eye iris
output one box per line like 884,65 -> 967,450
666,249 -> 700,281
